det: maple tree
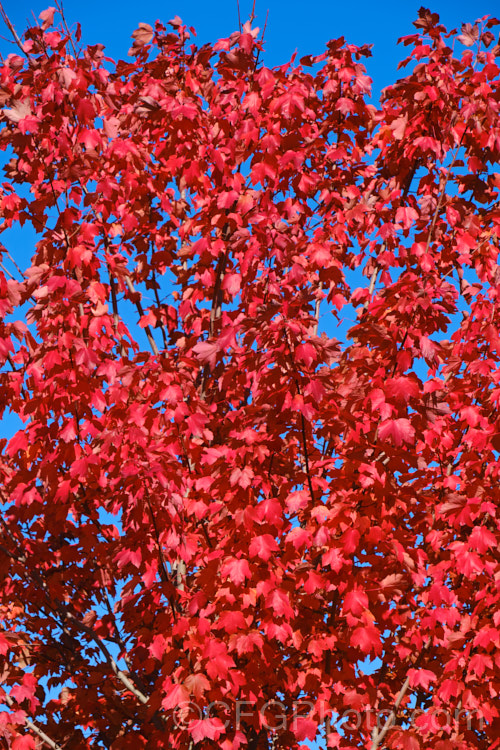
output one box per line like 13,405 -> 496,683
0,2 -> 499,748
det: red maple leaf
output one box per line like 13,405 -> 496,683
378,418 -> 415,445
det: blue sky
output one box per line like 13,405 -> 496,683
4,0 -> 500,100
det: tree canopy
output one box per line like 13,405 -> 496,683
0,5 -> 499,749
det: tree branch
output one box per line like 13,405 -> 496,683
0,2 -> 32,61
3,692 -> 63,750
124,275 -> 159,355
0,513 -> 154,714
370,674 -> 411,749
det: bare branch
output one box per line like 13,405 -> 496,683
54,0 -> 79,58
0,2 -> 32,60
0,512 -> 153,712
313,281 -> 322,336
3,692 -> 63,750
249,0 -> 257,24
236,0 -> 242,32
370,674 -> 411,749
124,275 -> 159,355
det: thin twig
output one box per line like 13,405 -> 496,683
0,514 -> 152,712
371,641 -> 431,749
249,0 -> 257,24
425,130 -> 468,254
54,0 -> 79,58
0,2 -> 32,61
108,266 -> 126,356
75,179 -> 160,357
300,411 -> 315,504
3,248 -> 25,279
3,692 -> 63,750
313,282 -> 322,336
64,612 -> 150,705
152,269 -> 169,348
370,675 -> 411,749
236,0 -> 242,32
144,495 -> 179,620
124,275 -> 159,355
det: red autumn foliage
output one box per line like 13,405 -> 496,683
0,5 -> 499,749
